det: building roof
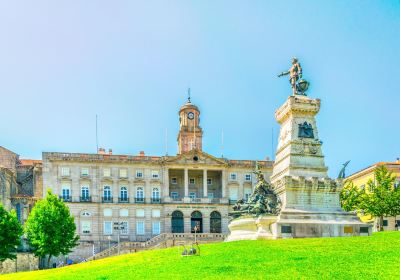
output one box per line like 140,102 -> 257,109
346,160 -> 400,180
19,159 -> 42,166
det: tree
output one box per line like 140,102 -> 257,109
0,204 -> 23,262
25,190 -> 79,268
342,166 -> 400,231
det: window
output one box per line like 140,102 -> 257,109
61,167 -> 70,177
189,192 -> 196,199
171,192 -> 179,199
120,187 -> 128,200
171,177 -> 177,184
281,226 -> 292,234
104,221 -> 112,235
103,186 -> 112,200
61,184 -> 71,199
207,192 -> 214,199
136,209 -> 145,217
136,187 -> 144,201
119,169 -> 128,178
104,208 -> 112,217
120,209 -> 129,217
360,227 -> 369,234
135,170 -> 143,178
120,221 -> 128,235
81,168 -> 89,176
81,186 -> 90,199
230,173 -> 237,181
152,188 -> 160,199
152,221 -> 161,235
207,178 -> 212,185
189,178 -> 195,185
136,221 -> 145,235
383,220 -> 388,227
103,168 -> 111,177
151,170 -> 159,179
245,173 -> 252,181
152,209 -> 160,218
81,221 -> 91,234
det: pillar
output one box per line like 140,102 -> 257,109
203,169 -> 208,198
184,168 -> 189,197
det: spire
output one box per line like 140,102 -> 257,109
187,87 -> 191,103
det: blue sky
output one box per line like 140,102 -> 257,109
0,1 -> 399,177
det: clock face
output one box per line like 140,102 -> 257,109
188,112 -> 194,120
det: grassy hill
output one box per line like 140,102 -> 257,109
2,232 -> 400,280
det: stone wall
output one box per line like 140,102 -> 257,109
0,253 -> 39,274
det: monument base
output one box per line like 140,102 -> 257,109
226,215 -> 278,242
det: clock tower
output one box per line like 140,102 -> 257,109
177,95 -> 203,154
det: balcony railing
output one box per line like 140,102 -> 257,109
134,197 -> 145,203
59,196 -> 71,202
102,196 -> 113,203
118,197 -> 130,203
151,198 -> 161,204
80,196 -> 92,202
171,197 -> 182,202
190,198 -> 201,203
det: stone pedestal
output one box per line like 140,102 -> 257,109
226,215 -> 278,242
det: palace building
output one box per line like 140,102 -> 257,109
41,98 -> 273,259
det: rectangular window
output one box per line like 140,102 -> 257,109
360,227 -> 369,234
245,173 -> 252,181
171,192 -> 179,199
152,209 -> 161,218
136,209 -> 145,218
103,168 -> 111,177
152,221 -> 161,235
281,226 -> 292,234
230,173 -> 237,181
81,168 -> 89,176
151,171 -> 159,179
136,221 -> 145,235
120,221 -> 128,235
119,169 -> 128,178
136,170 -> 143,178
383,220 -> 388,227
104,221 -> 112,235
207,178 -> 212,185
171,177 -> 177,184
62,185 -> 71,199
189,192 -> 196,199
81,221 -> 91,234
61,167 -> 70,177
189,178 -> 195,184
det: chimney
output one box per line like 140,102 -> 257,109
108,149 -> 113,155
139,151 -> 145,157
98,148 -> 106,155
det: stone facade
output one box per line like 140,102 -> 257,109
0,253 -> 39,274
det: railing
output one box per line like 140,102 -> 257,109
190,198 -> 201,203
59,196 -> 71,202
102,196 -> 113,203
171,197 -> 182,202
118,197 -> 129,203
80,196 -> 92,202
134,197 -> 145,203
151,198 -> 161,204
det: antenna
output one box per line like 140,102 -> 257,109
96,114 -> 99,153
221,129 -> 224,158
187,87 -> 191,103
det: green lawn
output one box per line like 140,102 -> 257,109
2,232 -> 400,280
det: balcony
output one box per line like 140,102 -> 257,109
134,197 -> 145,203
59,196 -> 71,202
102,196 -> 113,203
151,198 -> 161,204
190,198 -> 201,203
118,197 -> 130,203
80,196 -> 92,202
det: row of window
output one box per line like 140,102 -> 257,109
61,167 -> 159,179
91,208 -> 161,218
81,220 -> 161,235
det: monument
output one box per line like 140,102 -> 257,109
227,58 -> 371,241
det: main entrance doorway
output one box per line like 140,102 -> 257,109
171,211 -> 184,233
191,211 -> 203,233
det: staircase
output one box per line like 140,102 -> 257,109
87,233 -> 226,261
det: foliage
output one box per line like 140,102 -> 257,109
340,182 -> 364,212
25,190 -> 79,266
1,232 -> 400,280
0,204 -> 23,262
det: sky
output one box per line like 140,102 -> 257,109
0,1 -> 399,178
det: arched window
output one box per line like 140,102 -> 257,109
120,186 -> 128,202
81,186 -> 90,201
152,188 -> 160,203
191,211 -> 203,233
136,187 -> 144,202
171,210 -> 184,233
103,186 -> 112,202
210,211 -> 222,233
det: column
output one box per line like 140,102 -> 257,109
222,169 -> 227,198
203,169 -> 208,198
184,168 -> 189,197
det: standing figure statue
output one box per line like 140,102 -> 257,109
278,58 -> 309,95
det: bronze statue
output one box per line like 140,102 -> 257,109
278,58 -> 309,95
231,162 -> 281,218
